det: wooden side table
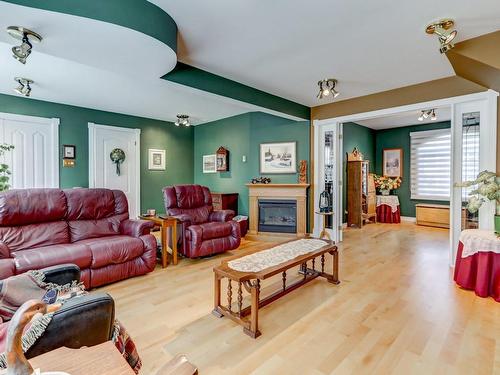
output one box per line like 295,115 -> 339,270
28,341 -> 134,375
315,211 -> 334,240
140,215 -> 178,268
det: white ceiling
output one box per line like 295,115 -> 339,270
355,107 -> 452,130
0,2 -> 302,125
151,0 -> 500,106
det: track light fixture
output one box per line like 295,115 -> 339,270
13,77 -> 34,97
418,109 -> 437,122
425,19 -> 457,54
317,79 -> 340,100
7,26 -> 43,64
175,114 -> 191,127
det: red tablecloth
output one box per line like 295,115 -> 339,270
376,205 -> 401,223
454,241 -> 500,302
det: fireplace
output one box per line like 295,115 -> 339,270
258,199 -> 297,234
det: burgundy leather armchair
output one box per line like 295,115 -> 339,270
163,185 -> 241,258
0,188 -> 156,288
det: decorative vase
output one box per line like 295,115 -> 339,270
380,189 -> 390,196
495,215 -> 500,235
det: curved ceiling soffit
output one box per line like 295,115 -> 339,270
1,0 -> 178,71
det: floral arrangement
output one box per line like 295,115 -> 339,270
373,175 -> 402,191
455,170 -> 499,214
0,144 -> 15,192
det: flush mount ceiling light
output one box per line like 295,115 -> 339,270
317,79 -> 340,100
418,109 -> 437,122
7,26 -> 43,64
13,77 -> 34,97
425,19 -> 457,54
175,114 -> 191,127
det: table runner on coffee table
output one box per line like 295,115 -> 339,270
228,239 -> 328,273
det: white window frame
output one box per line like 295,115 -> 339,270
410,128 -> 452,201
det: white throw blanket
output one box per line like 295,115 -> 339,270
228,239 -> 328,273
459,229 -> 500,258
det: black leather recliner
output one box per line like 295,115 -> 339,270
0,264 -> 115,359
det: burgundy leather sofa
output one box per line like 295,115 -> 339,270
163,185 -> 241,258
0,188 -> 156,288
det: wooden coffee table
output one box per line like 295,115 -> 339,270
139,215 -> 178,268
212,239 -> 339,338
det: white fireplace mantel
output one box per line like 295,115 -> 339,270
246,183 -> 310,240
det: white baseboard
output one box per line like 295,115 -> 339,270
401,216 -> 416,222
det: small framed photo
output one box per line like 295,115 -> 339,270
203,154 -> 217,174
260,141 -> 297,174
63,145 -> 76,159
148,149 -> 166,170
383,148 -> 403,177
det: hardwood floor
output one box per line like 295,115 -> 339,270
99,223 -> 499,374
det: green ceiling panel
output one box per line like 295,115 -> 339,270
1,0 -> 177,52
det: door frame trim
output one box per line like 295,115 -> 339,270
0,111 -> 60,188
88,123 -> 141,218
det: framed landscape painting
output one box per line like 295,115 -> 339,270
203,154 -> 217,173
383,148 -> 403,177
260,141 -> 297,174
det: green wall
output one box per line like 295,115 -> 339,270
342,122 -> 376,222
374,121 -> 451,217
194,112 -> 310,219
0,94 -> 194,213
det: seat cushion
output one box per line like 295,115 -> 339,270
12,243 -> 92,274
78,235 -> 145,269
189,222 -> 233,241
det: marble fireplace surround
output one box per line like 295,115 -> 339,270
246,184 -> 310,241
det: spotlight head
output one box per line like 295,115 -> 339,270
7,26 -> 42,64
431,109 -> 437,121
13,77 -> 34,97
175,114 -> 191,127
425,19 -> 457,54
418,114 -> 424,122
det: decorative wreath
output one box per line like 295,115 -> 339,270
110,148 -> 126,176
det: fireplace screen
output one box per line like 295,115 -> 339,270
258,199 -> 297,233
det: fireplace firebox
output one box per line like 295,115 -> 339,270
258,199 -> 297,233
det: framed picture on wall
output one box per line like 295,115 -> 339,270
148,149 -> 166,170
203,154 -> 217,173
383,148 -> 403,177
259,141 -> 297,174
63,145 -> 76,159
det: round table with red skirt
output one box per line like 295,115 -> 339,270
454,230 -> 500,302
376,195 -> 401,224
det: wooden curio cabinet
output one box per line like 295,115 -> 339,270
347,160 -> 376,228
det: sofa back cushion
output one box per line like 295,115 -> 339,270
163,185 -> 213,224
0,222 -> 69,253
64,189 -> 129,242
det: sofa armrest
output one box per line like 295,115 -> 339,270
120,219 -> 154,238
172,214 -> 193,227
209,210 -> 235,222
26,293 -> 115,359
41,264 -> 81,285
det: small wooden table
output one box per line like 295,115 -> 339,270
140,214 -> 178,268
29,341 -> 134,375
212,239 -> 339,338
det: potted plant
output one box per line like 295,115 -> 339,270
0,144 -> 14,192
456,170 -> 500,233
373,175 -> 402,196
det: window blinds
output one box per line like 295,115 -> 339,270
410,128 -> 451,200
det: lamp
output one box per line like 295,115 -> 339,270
418,109 -> 437,122
317,79 -> 340,100
425,19 -> 457,54
175,114 -> 191,127
7,26 -> 42,64
13,77 -> 33,97
319,190 -> 332,213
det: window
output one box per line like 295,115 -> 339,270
410,128 -> 451,200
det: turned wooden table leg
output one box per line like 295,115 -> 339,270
161,222 -> 168,268
212,273 -> 223,318
244,280 -> 261,338
330,250 -> 340,284
172,221 -> 178,265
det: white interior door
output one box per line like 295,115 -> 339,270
0,112 -> 59,188
450,92 -> 498,265
88,123 -> 140,218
